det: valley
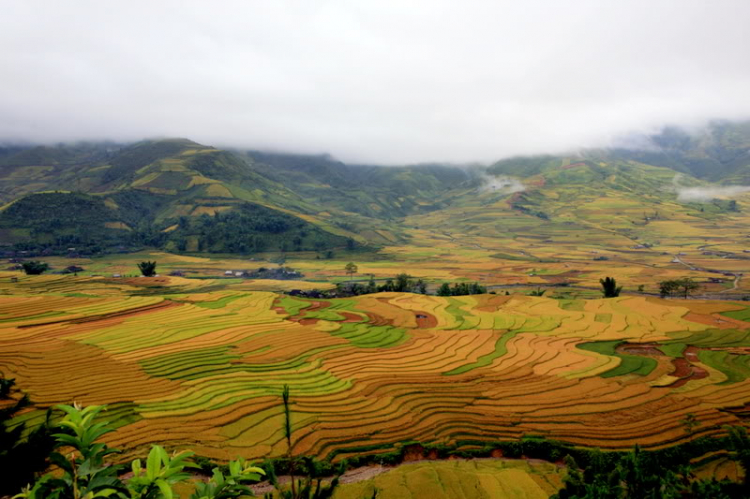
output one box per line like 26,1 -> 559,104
4,122 -> 750,497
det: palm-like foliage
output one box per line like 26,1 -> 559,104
137,261 -> 157,277
599,277 -> 622,298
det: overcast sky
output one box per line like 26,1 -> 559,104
1,1 -> 749,164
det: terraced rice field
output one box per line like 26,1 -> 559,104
3,271 -> 750,464
333,460 -> 563,499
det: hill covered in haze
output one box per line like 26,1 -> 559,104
1,121 -> 750,257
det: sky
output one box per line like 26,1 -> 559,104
1,0 -> 750,164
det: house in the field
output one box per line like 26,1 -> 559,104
224,270 -> 234,276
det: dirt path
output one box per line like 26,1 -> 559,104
673,255 -> 743,294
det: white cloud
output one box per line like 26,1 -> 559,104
1,0 -> 750,163
677,186 -> 750,202
478,175 -> 525,194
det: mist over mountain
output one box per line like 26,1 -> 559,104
0,119 -> 749,257
3,1 -> 750,164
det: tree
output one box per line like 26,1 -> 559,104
676,277 -> 700,299
599,277 -> 622,298
395,273 -> 411,292
137,261 -> 157,277
344,262 -> 358,281
660,278 -> 700,299
437,283 -> 452,297
659,279 -> 680,298
528,287 -> 546,297
21,261 -> 49,275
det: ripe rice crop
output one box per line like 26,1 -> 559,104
2,275 -> 750,462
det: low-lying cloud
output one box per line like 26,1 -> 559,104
478,175 -> 526,194
671,174 -> 750,202
677,186 -> 750,202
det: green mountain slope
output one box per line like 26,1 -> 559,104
2,120 -> 750,257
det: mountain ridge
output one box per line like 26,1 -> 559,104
2,120 -> 750,256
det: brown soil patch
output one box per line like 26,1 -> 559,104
340,312 -> 362,323
616,343 -> 663,356
415,311 -> 438,328
669,348 -> 709,388
402,444 -> 425,462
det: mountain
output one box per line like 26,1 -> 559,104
1,120 -> 750,257
601,120 -> 750,182
0,138 -> 475,255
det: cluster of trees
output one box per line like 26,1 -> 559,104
437,282 -> 487,296
554,433 -> 750,498
19,260 -> 155,277
339,274 -> 428,297
21,261 -> 49,275
660,278 -> 700,298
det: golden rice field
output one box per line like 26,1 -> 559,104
3,271 -> 750,464
333,460 -> 563,499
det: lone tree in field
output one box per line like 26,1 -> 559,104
345,262 -> 358,281
600,277 -> 622,298
21,261 -> 49,275
137,261 -> 157,277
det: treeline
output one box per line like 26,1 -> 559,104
292,274 -> 427,298
291,274 -> 487,299
437,281 -> 487,296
